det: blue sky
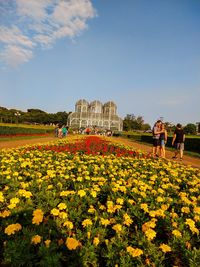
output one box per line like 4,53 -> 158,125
0,0 -> 200,126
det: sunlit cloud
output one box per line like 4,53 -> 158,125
0,0 -> 96,67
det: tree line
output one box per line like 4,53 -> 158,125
0,107 -> 71,125
0,107 -> 197,134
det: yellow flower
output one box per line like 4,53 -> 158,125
181,207 -> 190,214
194,207 -> 200,215
58,203 -> 67,210
156,196 -> 164,202
10,197 -> 20,204
159,244 -> 172,253
172,230 -> 182,238
144,228 -> 156,241
50,208 -> 60,216
4,223 -> 22,235
0,210 -> 11,218
78,190 -> 86,197
88,205 -> 96,213
63,221 -> 73,229
90,191 -> 97,198
31,235 -> 42,245
93,237 -> 100,246
100,218 -> 110,226
66,237 -> 80,250
140,203 -> 149,213
127,246 -> 143,257
0,192 -> 4,202
112,224 -> 122,233
32,209 -> 43,225
44,239 -> 51,247
116,198 -> 124,205
123,213 -> 133,226
82,219 -> 93,228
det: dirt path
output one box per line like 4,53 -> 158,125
0,135 -> 199,169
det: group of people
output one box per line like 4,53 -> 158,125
54,125 -> 68,138
152,120 -> 185,160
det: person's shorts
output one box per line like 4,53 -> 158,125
175,143 -> 184,150
153,138 -> 160,147
160,140 -> 165,146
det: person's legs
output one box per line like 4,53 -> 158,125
180,143 -> 184,159
172,143 -> 179,159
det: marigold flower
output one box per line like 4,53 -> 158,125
78,190 -> 86,197
82,219 -> 93,227
144,228 -> 156,241
0,210 -> 11,218
31,235 -> 42,245
112,224 -> 122,233
63,221 -> 73,229
44,239 -> 51,247
127,246 -> 143,257
140,203 -> 149,212
4,223 -> 22,235
123,213 -> 133,226
66,237 -> 80,250
100,218 -> 110,226
93,237 -> 100,246
172,230 -> 182,238
32,209 -> 43,225
159,244 -> 172,253
58,203 -> 67,210
0,192 -> 4,202
51,208 -> 60,216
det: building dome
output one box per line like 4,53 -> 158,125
103,101 -> 117,115
103,101 -> 117,108
75,99 -> 89,106
89,100 -> 103,113
75,99 -> 89,113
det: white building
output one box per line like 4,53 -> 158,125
68,99 -> 123,131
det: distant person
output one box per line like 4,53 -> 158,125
152,120 -> 162,157
85,127 -> 91,135
58,126 -> 63,138
172,123 -> 185,160
159,123 -> 168,158
54,126 -> 59,137
62,125 -> 67,137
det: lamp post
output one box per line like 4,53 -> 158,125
15,111 -> 21,124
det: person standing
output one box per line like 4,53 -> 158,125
172,124 -> 185,160
152,120 -> 162,157
159,123 -> 168,158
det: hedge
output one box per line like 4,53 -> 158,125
0,126 -> 53,135
114,132 -> 200,154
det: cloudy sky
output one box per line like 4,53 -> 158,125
0,0 -> 200,126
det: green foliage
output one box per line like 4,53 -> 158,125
123,114 -> 150,131
0,106 -> 70,125
0,126 -> 53,135
184,124 -> 197,135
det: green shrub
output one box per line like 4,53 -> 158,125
0,126 -> 53,135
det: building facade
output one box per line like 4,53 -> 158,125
67,99 -> 123,131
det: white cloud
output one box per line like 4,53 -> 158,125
1,45 -> 33,67
0,0 -> 96,67
0,26 -> 35,48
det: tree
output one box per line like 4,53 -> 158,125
123,114 -> 146,131
184,123 -> 197,135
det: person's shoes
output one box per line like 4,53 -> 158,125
156,154 -> 159,157
180,158 -> 183,161
172,156 -> 177,159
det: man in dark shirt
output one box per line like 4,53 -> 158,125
172,123 -> 185,160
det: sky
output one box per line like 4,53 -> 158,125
0,0 -> 200,126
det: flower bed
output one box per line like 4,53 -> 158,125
0,136 -> 199,266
